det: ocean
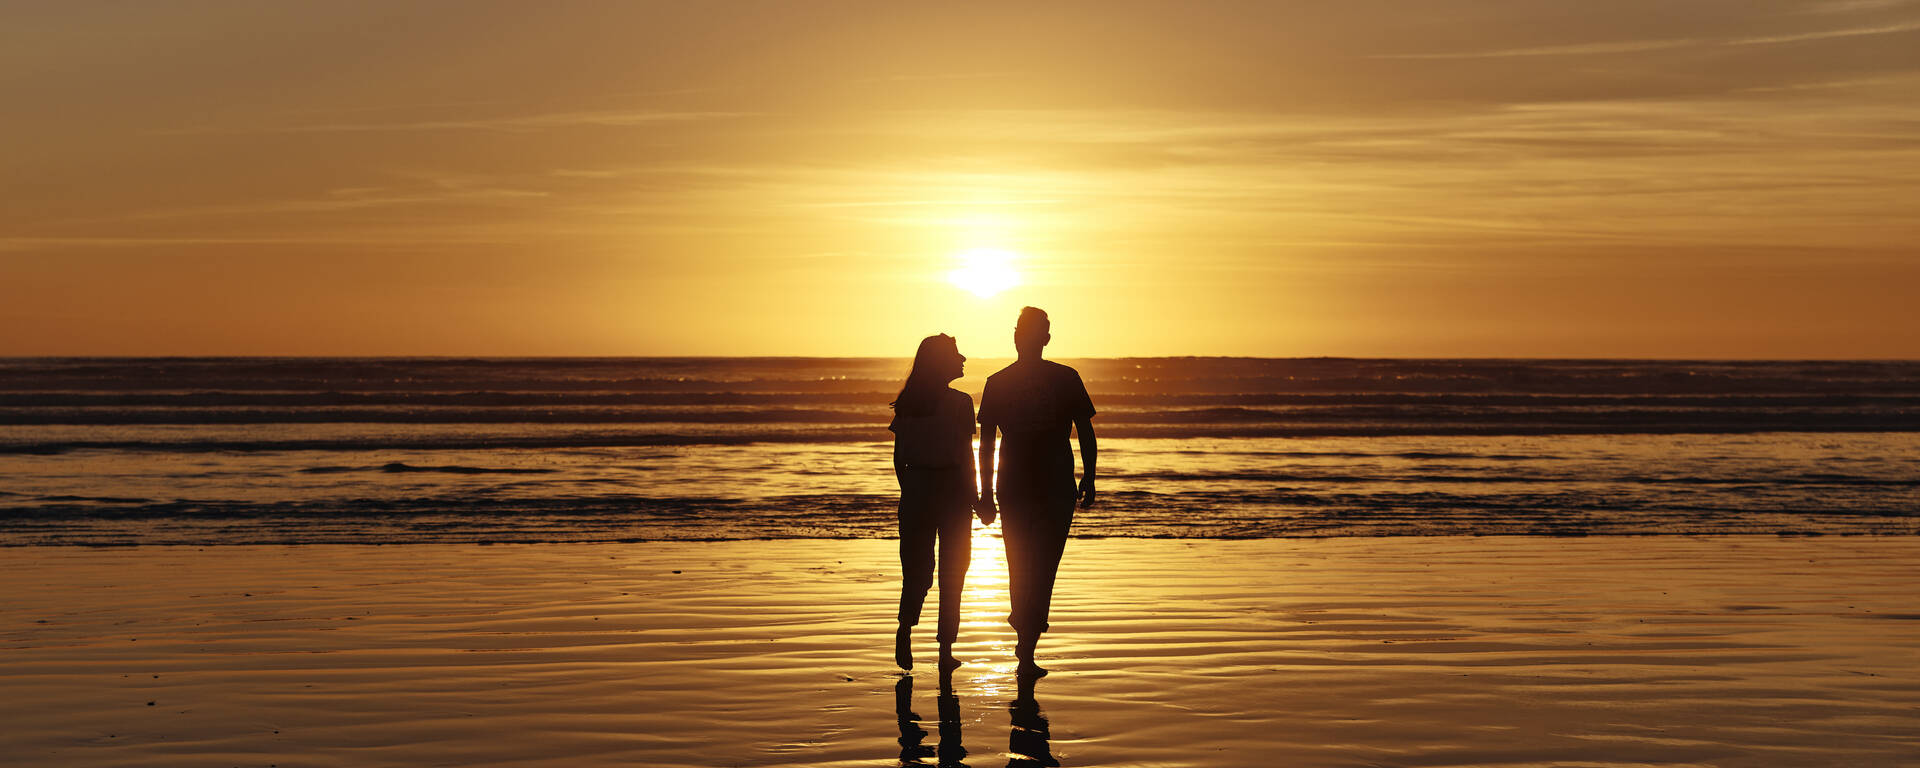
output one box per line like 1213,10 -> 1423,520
2,357 -> 1916,545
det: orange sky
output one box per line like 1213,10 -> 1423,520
3,1 -> 1917,358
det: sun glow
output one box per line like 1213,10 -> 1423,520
948,248 -> 1020,298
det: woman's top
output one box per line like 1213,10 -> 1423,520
889,388 -> 975,469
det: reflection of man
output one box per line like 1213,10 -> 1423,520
1008,676 -> 1054,768
976,306 -> 1097,677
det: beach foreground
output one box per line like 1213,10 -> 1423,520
4,537 -> 1917,767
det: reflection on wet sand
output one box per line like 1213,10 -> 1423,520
938,679 -> 967,767
895,671 -> 1059,768
17,540 -> 1920,765
1007,675 -> 1057,768
895,672 -> 973,767
896,676 -> 936,765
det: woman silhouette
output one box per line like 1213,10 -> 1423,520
889,334 -> 978,671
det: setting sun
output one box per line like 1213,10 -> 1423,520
948,248 -> 1021,298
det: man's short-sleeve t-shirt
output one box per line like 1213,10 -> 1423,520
978,360 -> 1095,507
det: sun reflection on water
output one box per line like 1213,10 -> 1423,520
962,516 -> 1019,698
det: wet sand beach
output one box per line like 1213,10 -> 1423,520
4,536 -> 1918,767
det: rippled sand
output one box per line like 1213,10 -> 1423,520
4,537 -> 1918,767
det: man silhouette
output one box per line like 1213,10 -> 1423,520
976,306 -> 1097,677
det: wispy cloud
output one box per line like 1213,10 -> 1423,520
1377,19 -> 1920,60
163,109 -> 746,135
1375,39 -> 1698,60
1729,20 -> 1920,45
854,71 -> 1017,83
1795,0 -> 1920,15
0,234 -> 504,251
122,183 -> 548,221
795,198 -> 1065,209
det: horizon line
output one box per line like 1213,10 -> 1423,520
4,354 -> 1917,363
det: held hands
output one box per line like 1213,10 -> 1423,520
974,479 -> 1094,521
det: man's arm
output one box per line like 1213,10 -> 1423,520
977,425 -> 998,524
1074,417 -> 1097,508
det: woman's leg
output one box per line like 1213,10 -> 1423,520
897,469 -> 937,668
934,491 -> 973,648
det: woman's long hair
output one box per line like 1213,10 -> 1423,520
892,334 -> 957,418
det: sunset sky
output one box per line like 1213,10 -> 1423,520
3,1 -> 1917,358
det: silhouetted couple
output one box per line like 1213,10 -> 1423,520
890,306 -> 1097,678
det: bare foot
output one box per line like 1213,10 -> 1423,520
895,626 -> 912,670
1014,636 -> 1042,677
938,651 -> 962,671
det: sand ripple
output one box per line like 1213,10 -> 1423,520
3,538 -> 1918,766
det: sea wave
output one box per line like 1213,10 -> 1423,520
8,420 -> 1920,455
2,404 -> 1915,432
1112,470 -> 1920,486
298,462 -> 561,475
5,357 -> 1919,396
6,390 -> 1918,408
4,486 -> 1915,545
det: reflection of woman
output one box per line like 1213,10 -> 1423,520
890,334 -> 977,671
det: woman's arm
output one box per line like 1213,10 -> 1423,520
954,391 -> 980,504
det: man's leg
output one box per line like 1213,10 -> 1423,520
999,502 -> 1037,637
1005,497 -> 1072,673
1023,503 -> 1075,637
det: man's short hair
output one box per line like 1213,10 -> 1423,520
1018,306 -> 1050,334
